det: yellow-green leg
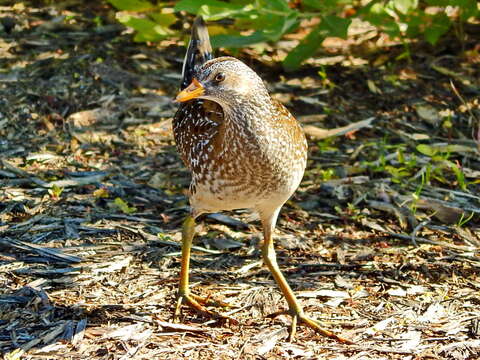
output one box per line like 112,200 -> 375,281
174,215 -> 232,322
260,210 -> 353,344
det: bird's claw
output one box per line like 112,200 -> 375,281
268,310 -> 353,344
291,312 -> 353,344
174,291 -> 237,324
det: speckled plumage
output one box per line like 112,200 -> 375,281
173,57 -> 307,218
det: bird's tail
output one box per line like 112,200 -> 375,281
180,16 -> 213,90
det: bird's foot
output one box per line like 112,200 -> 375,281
269,310 -> 353,344
174,291 -> 237,324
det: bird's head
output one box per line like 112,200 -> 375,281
175,57 -> 269,110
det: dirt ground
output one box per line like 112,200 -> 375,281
1,2 -> 480,359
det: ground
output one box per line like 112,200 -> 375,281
1,2 -> 480,359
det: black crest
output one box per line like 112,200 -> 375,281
180,16 -> 213,90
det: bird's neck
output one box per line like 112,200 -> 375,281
223,92 -> 274,126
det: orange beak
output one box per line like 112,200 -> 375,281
175,78 -> 204,102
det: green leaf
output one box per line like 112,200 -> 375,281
283,14 -> 351,71
108,0 -> 154,11
198,4 -> 255,20
114,197 -> 137,214
283,23 -> 328,71
303,0 -> 353,11
318,15 -> 351,39
211,9 -> 298,47
211,31 -> 270,47
424,12 -> 451,45
174,0 -> 244,14
265,0 -> 291,12
302,0 -> 324,10
48,184 -> 63,198
246,2 -> 298,35
360,2 -> 401,37
116,14 -> 173,42
454,0 -> 479,20
416,144 -> 437,157
424,0 -> 450,5
149,12 -> 177,27
261,12 -> 299,41
393,0 -> 418,15
448,161 -> 466,190
405,14 -> 423,38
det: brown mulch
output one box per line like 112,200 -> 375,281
1,2 -> 480,359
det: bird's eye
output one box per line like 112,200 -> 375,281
214,72 -> 225,83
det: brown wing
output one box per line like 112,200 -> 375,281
272,100 -> 308,162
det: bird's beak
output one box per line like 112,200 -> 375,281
175,78 -> 204,102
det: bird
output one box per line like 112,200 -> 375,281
172,16 -> 351,344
